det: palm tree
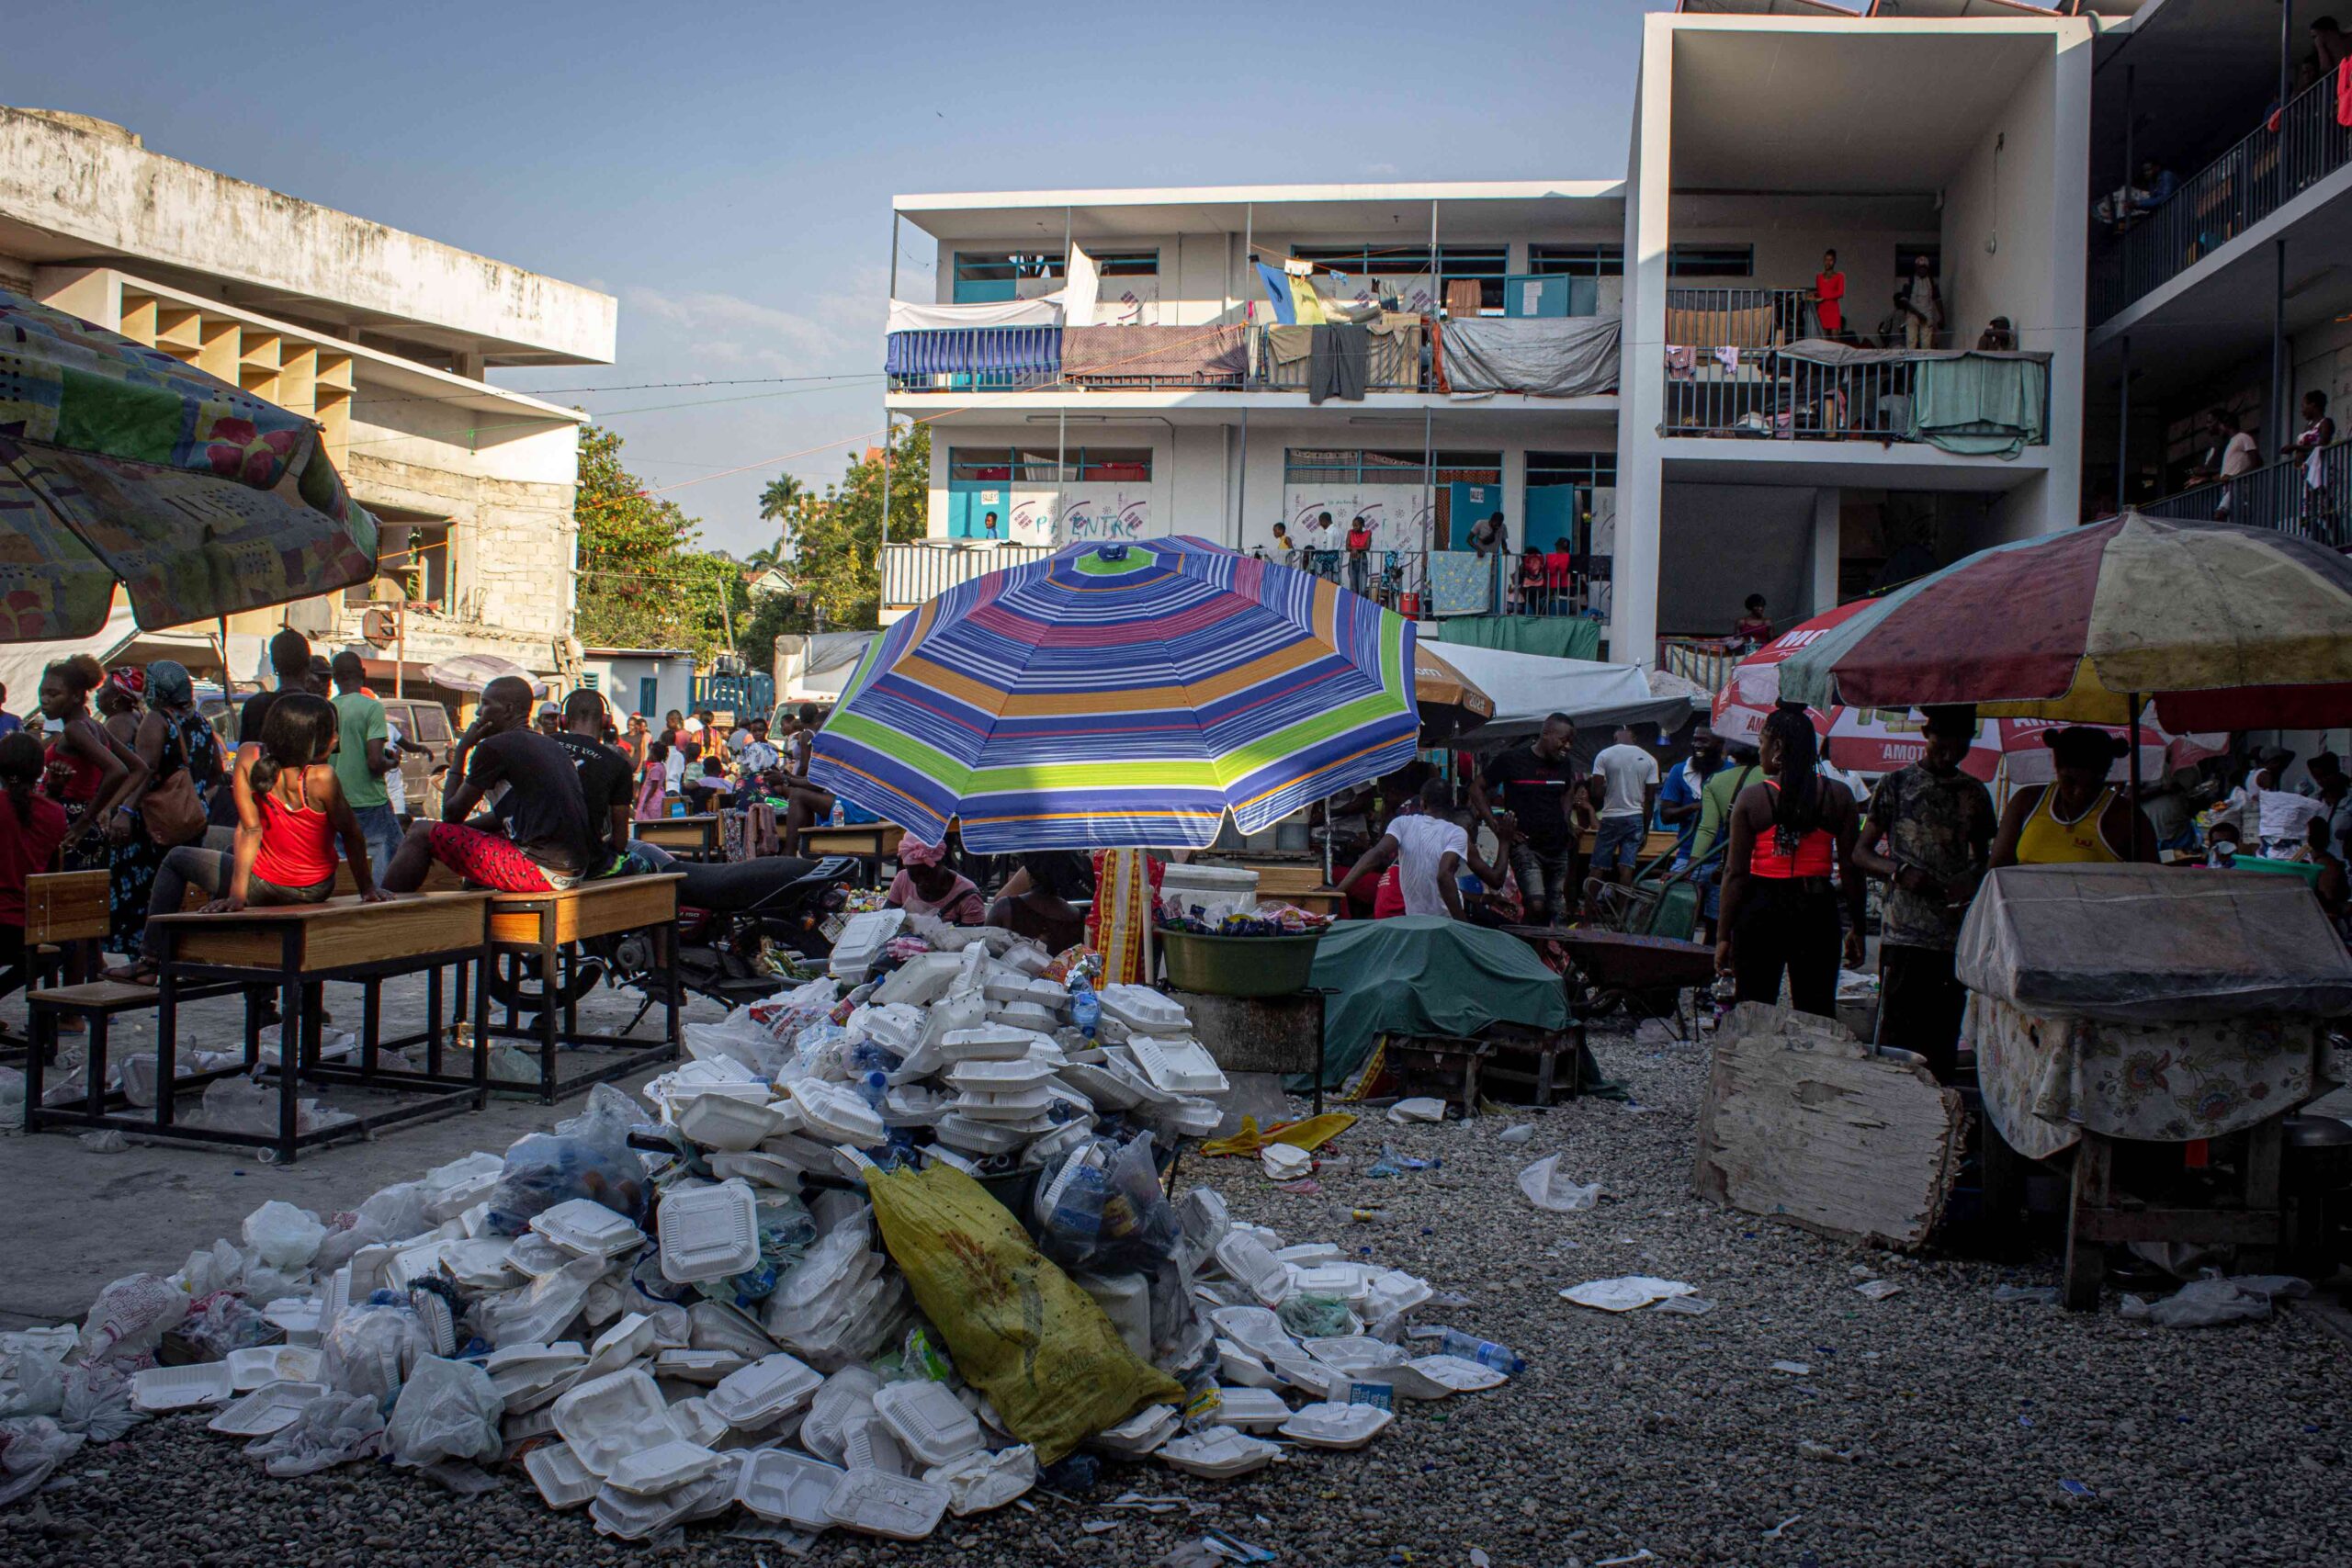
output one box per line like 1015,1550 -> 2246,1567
759,474 -> 808,524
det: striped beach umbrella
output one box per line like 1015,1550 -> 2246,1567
808,536 -> 1420,852
1776,512 -> 2352,731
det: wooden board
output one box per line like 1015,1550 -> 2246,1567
151,891 -> 491,974
25,871 -> 109,945
802,824 -> 903,858
487,874 -> 682,948
1692,1001 -> 1965,1250
1576,828 -> 1680,862
332,860 -> 460,897
637,816 -> 719,852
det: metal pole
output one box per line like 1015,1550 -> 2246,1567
882,205 -> 899,572
2127,692 -> 2145,852
2281,0 -> 2294,142
1238,406 -> 1250,545
394,603 -> 404,698
2115,334 -> 2131,513
1057,407 -> 1067,545
1422,405 -> 1434,560
888,209 -> 899,301
2121,65 -> 2134,207
2272,237 -> 2289,457
1428,199 -> 1440,316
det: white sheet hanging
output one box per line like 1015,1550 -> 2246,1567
1061,246 -> 1101,329
885,295 -> 1064,334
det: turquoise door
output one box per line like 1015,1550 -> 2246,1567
1446,482 -> 1503,549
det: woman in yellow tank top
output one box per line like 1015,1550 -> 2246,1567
1990,727 -> 2156,869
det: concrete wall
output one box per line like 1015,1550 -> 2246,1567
0,106 -> 615,364
1657,484 -> 1825,636
582,654 -> 694,723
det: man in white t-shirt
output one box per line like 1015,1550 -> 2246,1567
1334,779 -> 1471,919
1589,724 -> 1661,897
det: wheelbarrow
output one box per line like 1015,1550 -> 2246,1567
1587,838 -> 1724,942
1548,928 -> 1719,1037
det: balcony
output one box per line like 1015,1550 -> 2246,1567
880,539 -> 1056,613
1663,331 -> 2049,456
2138,439 -> 2351,550
2089,75 -> 2352,325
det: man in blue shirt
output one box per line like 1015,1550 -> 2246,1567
1657,725 -> 1725,870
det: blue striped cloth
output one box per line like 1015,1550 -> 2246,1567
885,326 -> 1061,377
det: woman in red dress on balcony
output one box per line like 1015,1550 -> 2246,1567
1810,249 -> 1845,339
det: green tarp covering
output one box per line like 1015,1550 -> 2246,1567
1424,615 -> 1602,661
1906,355 -> 2048,459
1297,917 -> 1570,1090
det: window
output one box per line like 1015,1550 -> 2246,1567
1529,243 -> 1624,277
949,446 -> 1152,484
1094,250 -> 1159,277
580,673 -> 599,691
405,704 -> 452,744
1283,450 -> 1501,486
1290,244 -> 1511,311
1668,244 -> 1754,278
952,252 -> 1067,304
348,520 -> 451,607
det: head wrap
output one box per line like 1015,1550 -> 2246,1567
899,836 -> 947,868
145,660 -> 193,713
103,666 -> 146,704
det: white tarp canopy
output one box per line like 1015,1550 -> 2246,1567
0,601 -> 264,712
885,296 -> 1063,334
1419,638 -> 1697,747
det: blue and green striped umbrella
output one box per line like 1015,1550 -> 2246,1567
808,536 -> 1420,852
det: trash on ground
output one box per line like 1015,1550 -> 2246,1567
1854,1280 -> 1903,1301
2119,1273 -> 2310,1328
1559,1277 -> 1697,1313
1516,1156 -> 1599,1213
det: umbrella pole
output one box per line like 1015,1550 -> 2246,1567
2127,691 -> 2144,852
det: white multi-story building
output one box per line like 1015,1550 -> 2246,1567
884,2 -> 2352,680
0,106 -> 616,682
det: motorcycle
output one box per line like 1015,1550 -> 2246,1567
483,850 -> 862,1022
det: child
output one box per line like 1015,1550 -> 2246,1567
636,740 -> 673,821
111,694 -> 387,981
0,733 -> 68,1007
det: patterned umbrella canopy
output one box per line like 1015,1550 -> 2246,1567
1775,512 -> 2352,730
0,289 -> 378,642
808,536 -> 1420,852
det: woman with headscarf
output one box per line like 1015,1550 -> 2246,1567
104,660 -> 225,952
97,667 -> 144,750
885,836 -> 987,925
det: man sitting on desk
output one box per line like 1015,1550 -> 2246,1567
379,674 -> 598,894
554,689 -> 636,869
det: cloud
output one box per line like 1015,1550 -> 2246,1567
1363,162 -> 1401,178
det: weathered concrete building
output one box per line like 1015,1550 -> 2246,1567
0,106 -> 616,680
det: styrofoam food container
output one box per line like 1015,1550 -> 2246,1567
1216,1339 -> 1283,1389
1278,1401 -> 1393,1449
652,1348 -> 745,1384
951,1087 -> 1055,1121
206,1380 -> 328,1437
706,1351 -> 822,1430
1124,1034 -> 1229,1095
260,1296 -> 322,1344
131,1362 -> 233,1412
226,1345 -> 322,1391
938,1024 -> 1036,1063
503,1404 -> 560,1444
1274,1242 -> 1343,1267
1304,1335 -> 1406,1374
687,1300 -> 776,1359
523,1440 -> 600,1509
604,1438 -> 724,1496
503,1230 -> 573,1280
533,1198 -> 647,1259
980,974 -> 1066,1010
673,1092 -> 791,1152
1363,1268 -> 1435,1321
829,908 -> 906,978
1100,1048 -> 1175,1105
1214,1235 -> 1293,1307
1209,1386 -> 1295,1431
484,1340 -> 586,1391
944,1058 -> 1056,1094
931,1111 -> 1032,1156
1098,983 -> 1189,1035
658,1179 -> 761,1283
1159,1427 -> 1280,1478
853,1002 -> 925,1054
1207,1306 -> 1296,1360
735,1447 -> 845,1529
1057,1060 -> 1144,1111
841,1413 -> 910,1475
1267,1354 -> 1345,1399
988,1001 -> 1059,1034
785,1078 -> 886,1145
873,950 -> 966,1007
705,1148 -> 805,1188
1395,1353 -> 1509,1396
872,1380 -> 984,1468
1290,1261 -> 1374,1305
1159,1097 -> 1224,1137
550,1369 -> 673,1476
1091,1403 -> 1179,1456
823,1468 -> 950,1540
582,1312 -> 658,1377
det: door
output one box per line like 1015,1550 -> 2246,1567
948,481 -> 1010,540
638,676 -> 659,723
1446,482 -> 1503,550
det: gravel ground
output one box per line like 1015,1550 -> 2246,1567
11,1021 -> 2350,1568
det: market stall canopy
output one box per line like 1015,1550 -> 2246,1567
0,289 -> 378,643
1776,512 -> 2352,730
1424,640 -> 1695,747
1297,916 -> 1572,1091
0,599 -> 264,709
810,536 -> 1420,853
1957,863 -> 2352,1024
1411,646 -> 1495,744
423,653 -> 550,695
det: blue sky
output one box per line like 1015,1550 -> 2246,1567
20,0 -> 1660,553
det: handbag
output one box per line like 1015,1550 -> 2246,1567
141,717 -> 210,850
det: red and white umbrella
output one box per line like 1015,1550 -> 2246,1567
1710,601 -> 1874,749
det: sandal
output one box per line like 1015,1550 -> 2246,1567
105,958 -> 160,987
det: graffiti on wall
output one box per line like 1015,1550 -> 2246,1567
1281,492 -> 1432,556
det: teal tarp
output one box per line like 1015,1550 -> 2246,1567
1425,615 -> 1602,661
1906,355 -> 2048,459
1297,917 -> 1570,1090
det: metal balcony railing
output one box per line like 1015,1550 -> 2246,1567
1665,288 -> 1813,350
880,540 -> 1056,607
1275,547 -> 1594,619
1657,637 -> 1745,696
1663,347 -> 2049,447
2138,439 -> 2352,549
2089,74 -> 2352,324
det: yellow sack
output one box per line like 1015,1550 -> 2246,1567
1198,1111 -> 1358,1159
866,1162 -> 1181,1464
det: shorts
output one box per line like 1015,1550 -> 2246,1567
426,823 -> 578,893
1508,841 -> 1578,916
1591,815 -> 1646,873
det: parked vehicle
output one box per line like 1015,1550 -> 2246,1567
380,696 -> 457,821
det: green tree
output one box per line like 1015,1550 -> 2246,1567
572,423 -> 743,662
786,423 -> 929,630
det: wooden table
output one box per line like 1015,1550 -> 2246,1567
460,874 -> 683,1102
1222,859 -> 1351,917
33,893 -> 497,1164
635,814 -> 723,862
801,822 -> 904,862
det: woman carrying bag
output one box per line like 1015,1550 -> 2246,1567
105,660 -> 223,953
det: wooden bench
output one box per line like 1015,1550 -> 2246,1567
461,874 -> 683,1103
635,815 -> 722,863
2,871 -> 112,1061
800,822 -> 903,865
30,892 -> 500,1163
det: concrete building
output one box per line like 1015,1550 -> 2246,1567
870,5 -> 2208,672
0,106 -> 616,682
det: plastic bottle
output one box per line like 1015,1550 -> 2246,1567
856,1069 -> 889,1112
1069,976 -> 1101,1042
830,800 -> 846,827
1430,1329 -> 1527,1375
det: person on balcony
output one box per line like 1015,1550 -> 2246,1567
1517,545 -> 1546,614
1468,512 -> 1508,558
2189,407 -> 2261,520
1808,250 -> 1846,339
1270,520 -> 1296,567
1543,537 -> 1575,611
1894,255 -> 1944,349
1344,514 -> 1374,595
1976,317 -> 2016,352
1732,593 -> 1774,647
981,510 -> 1001,539
2282,389 -> 2339,535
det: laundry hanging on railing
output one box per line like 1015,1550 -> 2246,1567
1770,340 -> 2051,459
885,296 -> 1063,334
1439,315 -> 1621,398
885,325 -> 1062,378
1061,324 -> 1248,386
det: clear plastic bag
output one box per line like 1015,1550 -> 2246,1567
179,1292 -> 277,1359
75,1273 -> 188,1364
0,1350 -> 62,1419
319,1294 -> 433,1411
242,1201 -> 329,1269
244,1391 -> 385,1477
481,1084 -> 650,1235
0,1416 -> 85,1506
385,1356 -> 504,1467
55,1364 -> 141,1443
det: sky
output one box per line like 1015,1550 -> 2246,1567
16,0 -> 1663,554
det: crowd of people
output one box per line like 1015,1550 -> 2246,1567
1255,512 -> 1589,618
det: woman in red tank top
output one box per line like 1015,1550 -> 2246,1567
1716,707 -> 1865,1020
36,654 -> 141,874
112,694 -> 389,981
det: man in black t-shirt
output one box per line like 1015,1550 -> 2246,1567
1470,712 -> 1592,925
554,689 -> 634,866
379,674 -> 596,893
208,628 -> 313,836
